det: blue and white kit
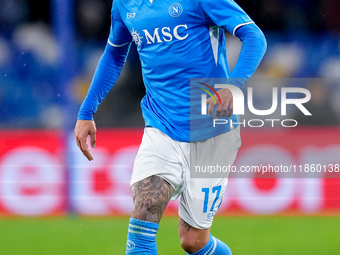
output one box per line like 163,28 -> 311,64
78,0 -> 266,229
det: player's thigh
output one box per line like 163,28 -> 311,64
179,177 -> 228,229
131,127 -> 186,200
179,127 -> 241,229
131,175 -> 174,223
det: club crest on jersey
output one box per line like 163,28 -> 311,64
131,28 -> 143,48
168,3 -> 183,17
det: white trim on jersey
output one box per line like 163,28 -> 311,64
107,40 -> 131,47
209,26 -> 220,66
232,21 -> 254,36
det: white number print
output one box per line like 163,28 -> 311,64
127,13 -> 136,19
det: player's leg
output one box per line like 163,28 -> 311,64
178,218 -> 231,254
125,127 -> 187,254
126,175 -> 174,255
178,127 -> 241,254
178,181 -> 232,255
178,218 -> 210,253
178,162 -> 232,254
131,175 -> 174,223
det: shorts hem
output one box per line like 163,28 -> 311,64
178,210 -> 212,230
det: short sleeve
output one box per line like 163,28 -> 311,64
108,0 -> 132,46
197,0 -> 254,35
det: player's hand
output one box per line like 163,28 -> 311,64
207,88 -> 233,118
74,120 -> 97,161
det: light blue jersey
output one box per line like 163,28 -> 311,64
78,0 -> 266,142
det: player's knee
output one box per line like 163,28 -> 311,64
178,219 -> 210,253
180,235 -> 199,254
179,231 -> 206,254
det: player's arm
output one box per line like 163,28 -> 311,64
199,0 -> 267,117
75,42 -> 130,161
208,23 -> 267,117
75,1 -> 132,161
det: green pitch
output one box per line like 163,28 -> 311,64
0,216 -> 339,255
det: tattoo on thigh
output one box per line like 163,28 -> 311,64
131,176 -> 174,223
179,218 -> 192,232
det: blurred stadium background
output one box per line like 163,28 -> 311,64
0,0 -> 340,254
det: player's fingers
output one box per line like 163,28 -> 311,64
76,137 -> 81,148
221,100 -> 231,118
83,148 -> 94,161
207,100 -> 216,115
227,102 -> 233,118
214,103 -> 222,118
74,120 -> 96,161
90,130 -> 97,148
221,106 -> 227,118
79,137 -> 94,161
